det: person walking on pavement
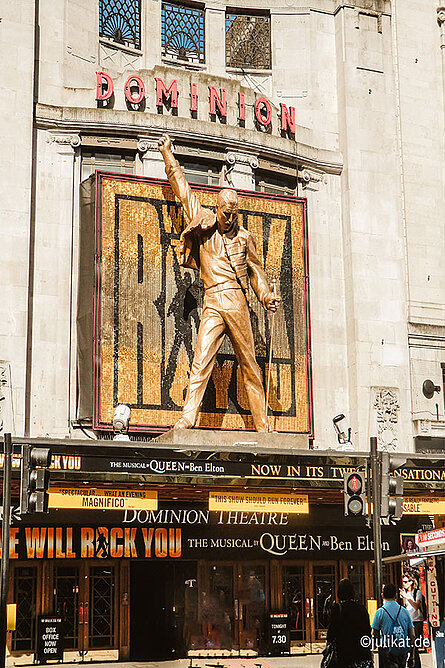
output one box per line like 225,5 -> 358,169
325,578 -> 373,668
400,574 -> 423,668
372,583 -> 416,668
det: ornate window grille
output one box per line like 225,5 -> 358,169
225,12 -> 271,69
99,0 -> 141,50
89,566 -> 116,648
161,2 -> 205,64
12,567 -> 37,652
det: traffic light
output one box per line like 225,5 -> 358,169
344,471 -> 366,516
20,445 -> 52,514
381,453 -> 405,520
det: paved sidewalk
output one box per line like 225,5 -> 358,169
6,655 -> 435,668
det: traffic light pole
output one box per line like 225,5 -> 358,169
370,436 -> 383,607
0,433 -> 12,668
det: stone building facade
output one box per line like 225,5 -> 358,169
0,0 -> 444,451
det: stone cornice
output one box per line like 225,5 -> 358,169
35,103 -> 343,175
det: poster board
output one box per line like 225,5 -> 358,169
36,617 -> 64,663
79,172 -> 312,433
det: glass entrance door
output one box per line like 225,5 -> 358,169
130,561 -> 198,660
53,565 -> 81,650
205,564 -> 234,651
204,562 -> 268,655
53,563 -> 117,656
237,564 -> 266,652
282,564 -> 307,647
313,563 -> 337,641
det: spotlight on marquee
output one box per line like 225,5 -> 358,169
332,414 -> 354,452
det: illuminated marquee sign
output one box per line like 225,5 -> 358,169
79,173 -> 311,433
48,487 -> 158,511
0,524 -> 395,560
426,556 -> 441,627
209,491 -> 309,513
403,497 -> 445,515
2,454 -> 445,487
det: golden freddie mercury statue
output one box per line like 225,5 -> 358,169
159,134 -> 280,432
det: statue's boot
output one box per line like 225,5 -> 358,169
173,417 -> 194,430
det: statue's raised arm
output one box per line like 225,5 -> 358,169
158,134 -> 202,224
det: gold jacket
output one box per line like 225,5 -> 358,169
165,159 -> 271,307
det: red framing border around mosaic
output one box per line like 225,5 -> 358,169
92,171 -> 314,437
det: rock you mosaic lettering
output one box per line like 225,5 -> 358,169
85,172 -> 311,432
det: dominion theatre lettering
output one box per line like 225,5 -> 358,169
96,73 -> 296,137
0,526 -> 392,560
122,509 -> 290,525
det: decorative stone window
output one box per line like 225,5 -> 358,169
161,2 -> 205,64
99,0 -> 141,50
225,11 -> 271,70
255,170 -> 296,196
81,150 -> 135,181
179,158 -> 221,186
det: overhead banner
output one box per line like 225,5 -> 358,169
48,487 -> 158,511
79,173 -> 311,433
1,524 -> 395,561
209,491 -> 309,513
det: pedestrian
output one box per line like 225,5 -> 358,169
323,578 -> 373,668
400,573 -> 424,668
371,583 -> 416,668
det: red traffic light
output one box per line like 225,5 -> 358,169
346,473 -> 363,495
344,471 -> 366,517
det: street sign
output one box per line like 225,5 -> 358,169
426,556 -> 441,627
208,491 -> 309,513
416,528 -> 445,550
48,487 -> 157,511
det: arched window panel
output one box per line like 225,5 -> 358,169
161,2 -> 205,64
225,12 -> 271,70
99,0 -> 141,50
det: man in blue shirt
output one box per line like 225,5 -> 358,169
372,583 -> 416,668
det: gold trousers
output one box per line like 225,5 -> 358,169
181,287 -> 269,431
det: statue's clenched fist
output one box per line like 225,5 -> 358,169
158,134 -> 172,154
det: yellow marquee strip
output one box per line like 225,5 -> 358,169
403,497 -> 445,515
209,491 -> 309,514
49,487 -> 157,511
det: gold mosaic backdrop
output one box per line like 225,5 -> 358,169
94,174 -> 311,433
